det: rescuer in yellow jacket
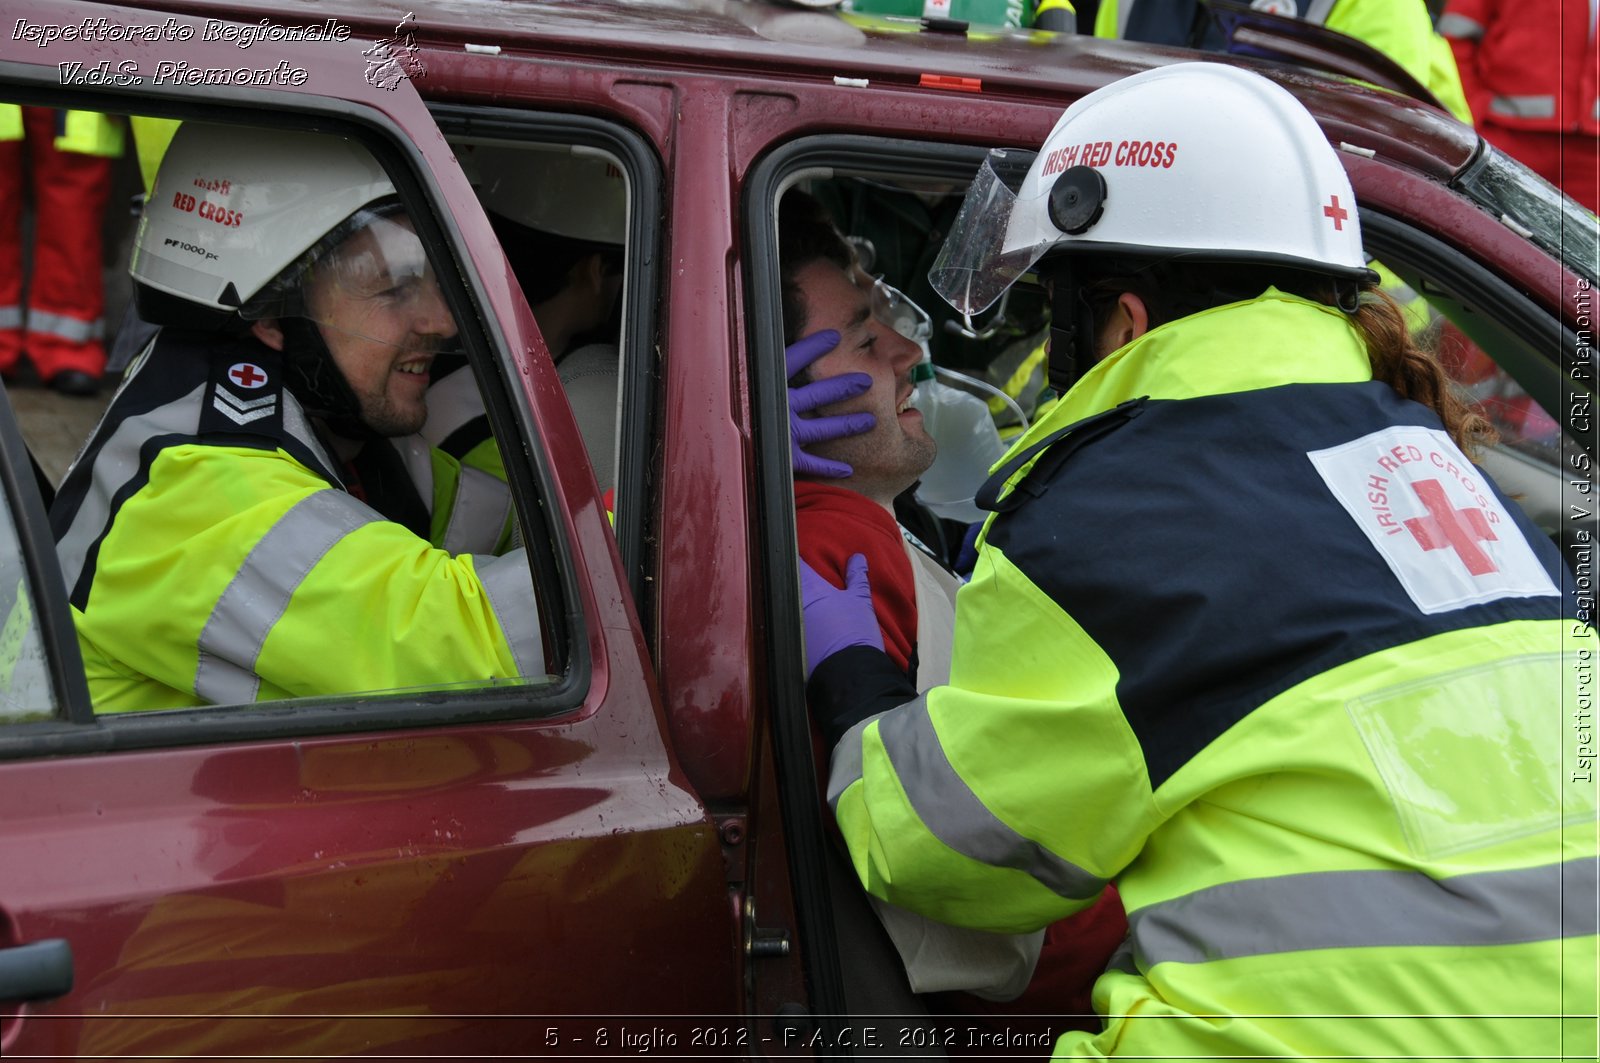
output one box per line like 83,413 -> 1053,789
799,63 -> 1595,1059
50,123 -> 537,713
1095,0 -> 1474,123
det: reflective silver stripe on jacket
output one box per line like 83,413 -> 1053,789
472,548 -> 545,677
1490,94 -> 1557,119
56,382 -> 207,591
829,695 -> 1108,903
56,373 -> 336,594
1128,858 -> 1598,969
194,489 -> 377,704
26,309 -> 104,343
442,464 -> 513,556
1435,12 -> 1483,39
0,305 -> 21,331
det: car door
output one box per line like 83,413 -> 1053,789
0,3 -> 737,1057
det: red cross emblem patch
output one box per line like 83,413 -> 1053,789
1308,426 -> 1557,614
228,362 -> 268,389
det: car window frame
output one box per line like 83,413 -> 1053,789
427,104 -> 662,612
0,72 -> 599,759
0,379 -> 92,730
743,130 -> 996,1042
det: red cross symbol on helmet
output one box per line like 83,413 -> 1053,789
1322,194 -> 1349,231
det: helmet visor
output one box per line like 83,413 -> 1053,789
928,147 -> 1047,318
242,210 -> 453,344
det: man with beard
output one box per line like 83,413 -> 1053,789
50,123 -> 541,713
781,193 -> 949,684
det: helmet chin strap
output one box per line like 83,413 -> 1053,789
279,317 -> 380,441
1044,259 -> 1098,395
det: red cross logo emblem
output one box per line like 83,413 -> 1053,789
228,362 -> 267,389
1322,194 -> 1349,231
1403,479 -> 1499,575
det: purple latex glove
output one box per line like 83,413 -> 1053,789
799,554 -> 882,678
786,329 -> 876,479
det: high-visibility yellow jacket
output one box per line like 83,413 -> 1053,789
1095,0 -> 1474,123
820,292 -> 1596,1059
51,330 -> 539,713
129,115 -> 181,194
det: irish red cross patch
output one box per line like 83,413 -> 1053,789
1308,426 -> 1557,614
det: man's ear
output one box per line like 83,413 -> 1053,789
1119,292 -> 1149,341
250,318 -> 286,351
577,252 -> 608,296
1097,292 -> 1149,358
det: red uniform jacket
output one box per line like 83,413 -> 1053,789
1442,0 -> 1599,136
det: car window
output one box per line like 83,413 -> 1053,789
430,107 -> 661,607
0,545 -> 53,724
0,103 -> 578,739
0,397 -> 60,724
442,137 -> 630,499
1455,144 -> 1599,290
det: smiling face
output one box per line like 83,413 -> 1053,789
302,212 -> 457,437
793,258 -> 936,505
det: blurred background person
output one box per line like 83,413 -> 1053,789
423,147 -> 627,491
0,105 -> 124,396
1441,0 -> 1598,212
1094,0 -> 1473,125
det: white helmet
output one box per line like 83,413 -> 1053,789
464,143 -> 627,246
930,62 -> 1370,318
130,122 -> 395,313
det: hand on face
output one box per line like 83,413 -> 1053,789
787,329 -> 876,479
791,260 -> 935,498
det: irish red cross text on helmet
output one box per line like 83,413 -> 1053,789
929,62 -> 1372,389
930,61 -> 1370,319
130,123 -> 397,318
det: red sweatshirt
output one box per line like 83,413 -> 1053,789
795,480 -> 919,672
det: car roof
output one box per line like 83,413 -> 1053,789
108,0 -> 1481,180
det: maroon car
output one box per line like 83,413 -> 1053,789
0,0 -> 1592,1057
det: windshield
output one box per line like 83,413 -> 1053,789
1454,144 -> 1599,287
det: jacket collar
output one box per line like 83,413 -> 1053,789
1022,289 -> 1373,450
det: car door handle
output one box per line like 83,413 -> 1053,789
0,939 -> 73,1004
